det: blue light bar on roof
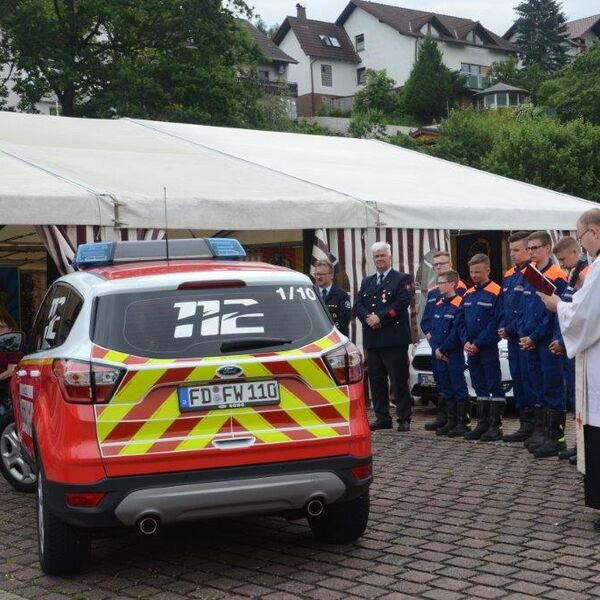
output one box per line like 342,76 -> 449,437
73,238 -> 246,269
208,238 -> 247,259
73,242 -> 115,268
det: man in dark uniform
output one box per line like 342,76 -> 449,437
313,260 -> 351,337
499,232 -> 535,443
356,242 -> 414,432
420,251 -> 467,432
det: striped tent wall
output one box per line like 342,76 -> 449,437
36,225 -> 165,275
313,228 -> 450,347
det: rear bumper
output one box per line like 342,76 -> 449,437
45,455 -> 372,529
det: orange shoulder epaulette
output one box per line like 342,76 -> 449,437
581,265 -> 590,278
464,286 -> 476,295
546,264 -> 567,281
450,295 -> 463,307
504,267 -> 516,278
484,281 -> 501,296
458,280 -> 468,290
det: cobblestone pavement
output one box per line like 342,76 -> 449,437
1,406 -> 598,600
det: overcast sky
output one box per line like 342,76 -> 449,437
247,0 -> 594,37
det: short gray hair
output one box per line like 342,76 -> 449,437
579,208 -> 600,229
313,259 -> 333,273
371,241 -> 391,255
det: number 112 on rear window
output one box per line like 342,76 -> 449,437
275,287 -> 317,301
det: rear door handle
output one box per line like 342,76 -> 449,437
212,437 -> 256,450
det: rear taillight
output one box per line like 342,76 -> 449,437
351,463 -> 372,480
52,359 -> 124,404
65,492 -> 106,508
324,342 -> 363,385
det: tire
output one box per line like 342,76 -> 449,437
0,409 -> 36,493
37,462 -> 91,575
308,490 -> 370,544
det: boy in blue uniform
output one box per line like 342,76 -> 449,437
499,232 -> 536,443
550,236 -> 589,461
458,254 -> 505,441
518,231 -> 568,458
429,270 -> 470,437
420,251 -> 467,432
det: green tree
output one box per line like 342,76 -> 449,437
352,69 -> 399,117
348,109 -> 388,140
400,36 -> 462,123
0,0 -> 270,127
538,43 -> 600,125
483,117 -> 600,202
488,57 -> 547,97
513,0 -> 569,73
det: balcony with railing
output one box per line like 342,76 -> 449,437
464,73 -> 490,90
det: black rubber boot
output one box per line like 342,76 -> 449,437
481,400 -> 505,442
447,401 -> 471,438
436,399 -> 457,436
569,453 -> 578,465
534,410 -> 567,458
524,406 -> 547,451
558,446 -> 577,460
425,397 -> 447,431
503,405 -> 534,442
464,399 -> 490,440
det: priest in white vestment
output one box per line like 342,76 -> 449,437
539,208 -> 600,529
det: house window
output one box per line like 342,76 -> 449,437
420,23 -> 439,37
496,92 -> 508,107
357,67 -> 367,85
319,35 -> 341,48
321,64 -> 333,87
258,70 -> 270,83
355,34 -> 365,52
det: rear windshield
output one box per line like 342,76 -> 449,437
91,284 -> 333,358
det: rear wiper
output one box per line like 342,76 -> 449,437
220,337 -> 292,353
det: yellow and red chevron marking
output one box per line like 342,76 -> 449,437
92,331 -> 351,458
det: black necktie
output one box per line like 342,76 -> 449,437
321,288 -> 327,299
377,274 -> 383,286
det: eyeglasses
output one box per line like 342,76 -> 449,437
527,245 -> 545,251
437,280 -> 451,285
433,261 -> 450,267
576,229 -> 592,244
314,272 -> 332,277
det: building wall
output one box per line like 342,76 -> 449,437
311,58 -> 357,97
343,8 -> 418,88
343,8 -> 513,87
279,32 -> 312,95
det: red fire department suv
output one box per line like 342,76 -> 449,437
6,239 -> 371,575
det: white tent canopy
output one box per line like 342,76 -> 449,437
0,111 -> 595,231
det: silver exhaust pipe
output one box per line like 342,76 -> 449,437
138,515 -> 160,535
306,498 -> 325,517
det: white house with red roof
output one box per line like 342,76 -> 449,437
274,1 -> 517,116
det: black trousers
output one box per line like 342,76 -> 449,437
367,345 -> 412,424
584,425 -> 600,509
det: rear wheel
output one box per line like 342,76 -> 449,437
308,490 -> 370,543
0,409 -> 36,493
37,463 -> 91,575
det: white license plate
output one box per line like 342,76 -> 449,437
178,380 -> 280,411
418,373 -> 436,387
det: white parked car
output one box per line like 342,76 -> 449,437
409,337 -> 514,404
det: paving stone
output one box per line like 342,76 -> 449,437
0,409 -> 597,600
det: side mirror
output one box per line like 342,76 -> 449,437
0,331 -> 24,353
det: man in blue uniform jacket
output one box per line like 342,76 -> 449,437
356,242 -> 414,432
420,250 -> 467,432
429,270 -> 470,437
457,254 -> 505,442
313,259 -> 351,337
499,231 -> 535,443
